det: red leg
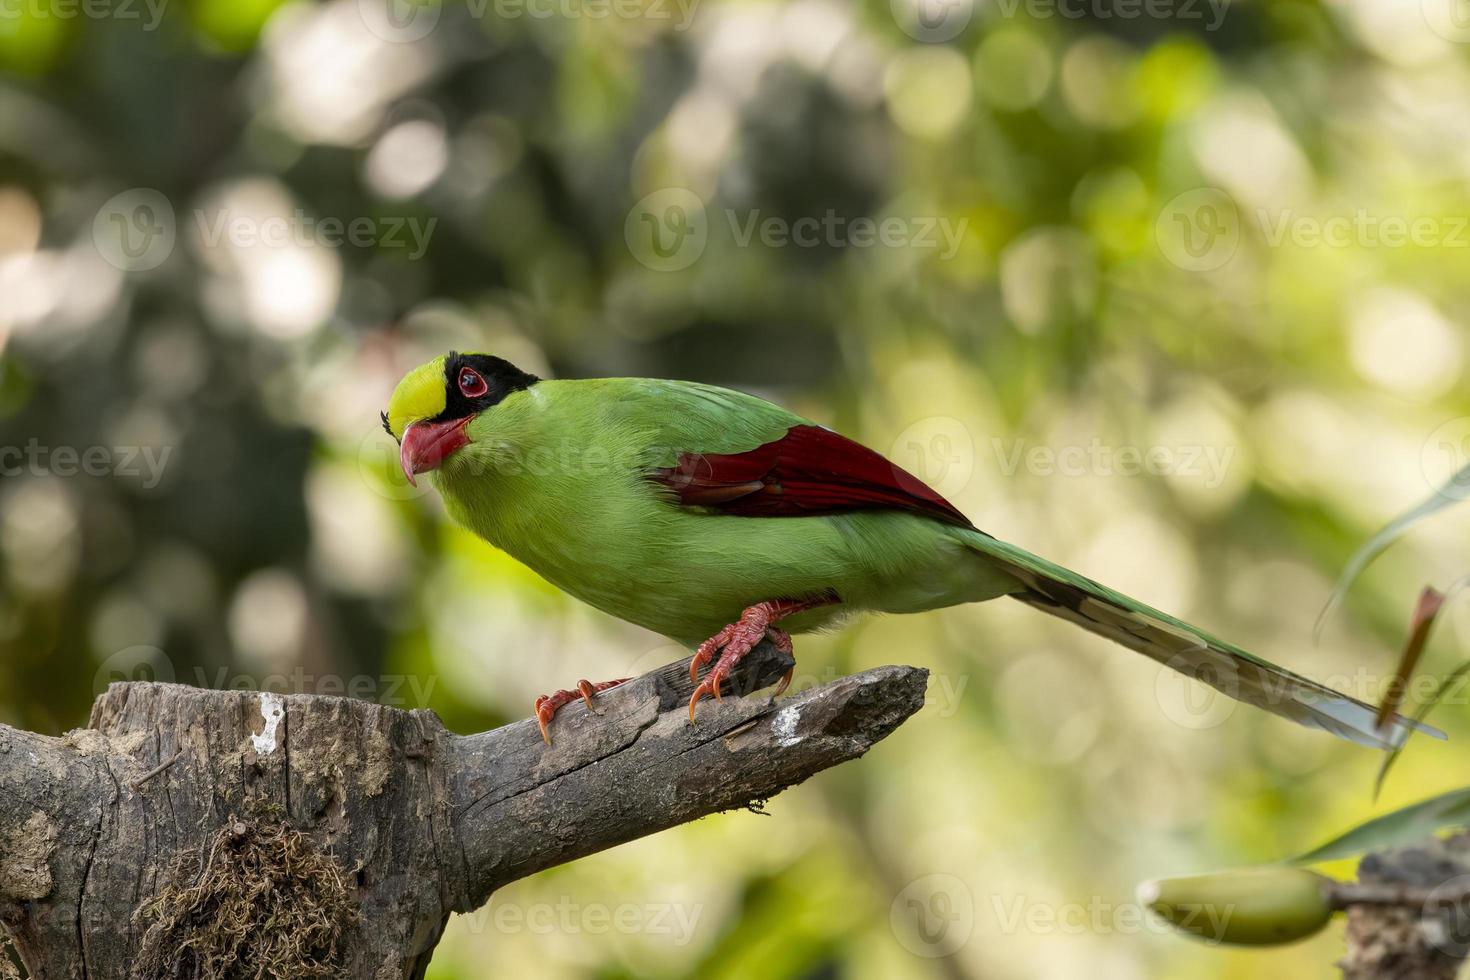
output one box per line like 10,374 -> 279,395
687,597 -> 832,722
533,677 -> 629,746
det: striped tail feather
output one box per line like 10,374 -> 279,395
967,534 -> 1445,750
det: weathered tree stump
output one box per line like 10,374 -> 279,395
0,643 -> 927,978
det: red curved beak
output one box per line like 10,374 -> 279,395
400,417 -> 472,486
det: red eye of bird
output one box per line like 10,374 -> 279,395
458,367 -> 488,398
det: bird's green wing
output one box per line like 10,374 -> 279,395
593,377 -> 813,466
593,378 -> 976,526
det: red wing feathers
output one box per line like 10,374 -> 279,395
651,424 -> 975,529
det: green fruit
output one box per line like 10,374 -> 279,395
1140,866 -> 1336,945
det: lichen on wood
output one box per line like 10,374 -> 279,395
0,813 -> 56,902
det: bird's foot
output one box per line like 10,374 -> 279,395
534,677 -> 629,745
687,599 -> 824,722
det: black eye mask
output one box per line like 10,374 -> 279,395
428,352 -> 540,430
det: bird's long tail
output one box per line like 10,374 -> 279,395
965,532 -> 1443,750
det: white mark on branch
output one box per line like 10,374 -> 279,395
250,693 -> 284,755
771,705 -> 804,747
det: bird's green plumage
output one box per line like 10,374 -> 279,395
388,357 -> 1443,750
432,378 -> 1019,644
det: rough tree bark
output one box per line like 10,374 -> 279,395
0,642 -> 927,979
1340,833 -> 1470,980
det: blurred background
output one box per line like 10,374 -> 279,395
3,0 -> 1470,975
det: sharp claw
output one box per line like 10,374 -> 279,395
773,667 -> 793,698
577,679 -> 600,714
688,685 -> 707,723
533,680 -> 624,747
711,671 -> 723,701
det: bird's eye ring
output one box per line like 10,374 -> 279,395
458,367 -> 489,398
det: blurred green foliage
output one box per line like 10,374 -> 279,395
2,0 -> 1469,976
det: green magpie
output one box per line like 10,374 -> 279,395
383,351 -> 1438,749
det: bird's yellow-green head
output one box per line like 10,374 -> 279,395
382,351 -> 540,485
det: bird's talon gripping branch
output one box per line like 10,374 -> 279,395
687,600 -> 827,723
534,678 -> 629,745
689,625 -> 737,682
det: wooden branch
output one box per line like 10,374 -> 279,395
0,641 -> 927,978
1338,833 -> 1470,980
448,643 -> 927,906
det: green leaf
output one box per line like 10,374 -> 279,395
1293,786 -> 1470,865
1373,575 -> 1470,798
1315,462 -> 1470,640
1373,586 -> 1445,730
